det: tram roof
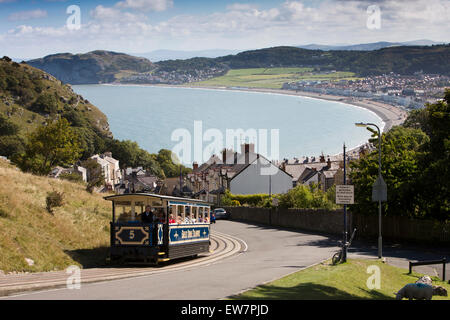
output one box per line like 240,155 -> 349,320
104,193 -> 212,205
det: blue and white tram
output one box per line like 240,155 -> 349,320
104,193 -> 212,264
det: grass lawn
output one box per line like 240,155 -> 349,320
230,259 -> 450,300
193,68 -> 360,89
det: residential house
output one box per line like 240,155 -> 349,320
187,143 -> 293,203
283,156 -> 343,191
90,152 -> 122,190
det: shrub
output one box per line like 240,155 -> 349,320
59,172 -> 84,184
221,190 -> 270,207
46,191 -> 64,214
31,93 -> 58,114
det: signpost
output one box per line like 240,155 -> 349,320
372,175 -> 387,202
336,143 -> 355,262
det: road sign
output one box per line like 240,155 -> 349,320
372,175 -> 387,202
336,185 -> 354,204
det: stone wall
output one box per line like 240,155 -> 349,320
223,206 -> 450,244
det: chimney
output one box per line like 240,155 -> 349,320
320,155 -> 325,163
193,162 -> 198,171
245,144 -> 249,164
327,158 -> 331,168
222,149 -> 227,164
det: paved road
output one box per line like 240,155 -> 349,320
2,220 -> 339,300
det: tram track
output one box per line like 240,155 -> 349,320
0,230 -> 247,297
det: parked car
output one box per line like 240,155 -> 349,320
213,208 -> 230,220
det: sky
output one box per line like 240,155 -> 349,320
0,0 -> 449,59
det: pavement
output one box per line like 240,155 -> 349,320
347,240 -> 449,281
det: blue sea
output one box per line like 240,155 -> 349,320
72,85 -> 383,164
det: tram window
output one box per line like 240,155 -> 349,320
177,205 -> 184,223
205,207 -> 210,222
117,206 -> 135,223
198,207 -> 203,223
169,205 -> 176,224
192,207 -> 198,222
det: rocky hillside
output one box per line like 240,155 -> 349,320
27,50 -> 155,84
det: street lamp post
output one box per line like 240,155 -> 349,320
355,122 -> 383,259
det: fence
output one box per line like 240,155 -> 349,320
223,206 -> 450,245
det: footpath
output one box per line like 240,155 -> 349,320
348,241 -> 449,281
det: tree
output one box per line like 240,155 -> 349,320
107,139 -> 140,169
16,118 -> 82,175
0,114 -> 25,158
350,126 -> 429,218
82,158 -> 104,193
413,89 -> 450,220
157,149 -> 191,177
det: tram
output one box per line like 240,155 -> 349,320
104,193 -> 212,264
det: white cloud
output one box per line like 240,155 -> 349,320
115,0 -> 173,12
1,0 -> 449,58
226,3 -> 259,11
90,5 -> 148,23
8,9 -> 47,21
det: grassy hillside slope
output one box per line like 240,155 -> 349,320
0,159 -> 111,273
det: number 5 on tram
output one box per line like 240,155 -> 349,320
104,193 -> 212,264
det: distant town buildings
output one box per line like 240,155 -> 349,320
283,72 -> 449,110
119,67 -> 227,85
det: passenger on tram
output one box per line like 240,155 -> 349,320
156,209 -> 166,224
118,211 -> 132,223
190,214 -> 196,224
169,214 -> 176,224
140,205 -> 154,224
